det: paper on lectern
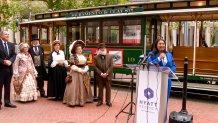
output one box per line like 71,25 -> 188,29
148,65 -> 178,80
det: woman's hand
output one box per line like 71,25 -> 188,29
58,61 -> 65,66
78,68 -> 87,74
34,73 -> 38,78
65,66 -> 71,71
51,61 -> 58,68
159,52 -> 166,60
14,75 -> 19,80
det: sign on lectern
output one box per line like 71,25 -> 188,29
136,65 -> 172,123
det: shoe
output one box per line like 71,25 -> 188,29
54,97 -> 59,101
40,94 -> 47,98
96,101 -> 103,106
5,103 -> 17,108
106,102 -> 112,107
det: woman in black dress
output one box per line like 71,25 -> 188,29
47,40 -> 68,100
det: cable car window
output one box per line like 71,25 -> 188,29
123,19 -> 141,45
21,26 -> 29,43
41,27 -> 48,44
85,21 -> 100,44
71,22 -> 82,42
32,26 -> 38,34
103,20 -> 119,44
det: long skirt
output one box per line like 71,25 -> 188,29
14,73 -> 38,102
47,66 -> 66,99
63,71 -> 92,106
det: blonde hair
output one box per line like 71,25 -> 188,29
19,43 -> 29,52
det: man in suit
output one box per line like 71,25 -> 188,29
28,34 -> 47,97
0,31 -> 17,109
94,43 -> 113,107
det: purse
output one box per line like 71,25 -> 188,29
12,76 -> 23,95
65,74 -> 72,83
12,68 -> 31,95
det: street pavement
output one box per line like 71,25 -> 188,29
0,84 -> 218,123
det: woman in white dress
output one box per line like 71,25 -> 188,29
13,43 -> 38,102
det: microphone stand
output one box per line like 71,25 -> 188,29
138,54 -> 147,70
115,64 -> 137,122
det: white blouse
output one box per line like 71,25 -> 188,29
51,50 -> 68,68
71,54 -> 89,73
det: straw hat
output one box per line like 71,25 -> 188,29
69,40 -> 85,55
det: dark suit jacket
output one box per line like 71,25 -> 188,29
28,45 -> 47,80
94,54 -> 113,80
28,45 -> 45,66
0,40 -> 16,75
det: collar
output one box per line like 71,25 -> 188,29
32,44 -> 39,47
1,40 -> 7,44
54,50 -> 60,55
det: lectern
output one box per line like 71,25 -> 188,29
136,65 -> 173,123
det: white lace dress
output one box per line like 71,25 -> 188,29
13,53 -> 38,102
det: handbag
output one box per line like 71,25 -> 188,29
12,68 -> 31,95
12,76 -> 23,95
65,74 -> 72,83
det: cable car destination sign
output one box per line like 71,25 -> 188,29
65,8 -> 144,17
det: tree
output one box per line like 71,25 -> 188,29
40,0 -> 128,10
0,0 -> 129,31
0,0 -> 48,31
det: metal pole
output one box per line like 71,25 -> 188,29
93,71 -> 98,101
193,20 -> 197,75
93,54 -> 98,101
181,57 -> 188,114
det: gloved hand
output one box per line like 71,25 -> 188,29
14,74 -> 19,80
51,61 -> 58,68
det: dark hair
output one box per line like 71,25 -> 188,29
152,38 -> 166,54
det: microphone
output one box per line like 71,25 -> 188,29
138,54 -> 147,65
146,52 -> 157,68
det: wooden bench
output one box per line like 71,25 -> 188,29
195,47 -> 218,76
173,46 -> 218,77
173,46 -> 194,74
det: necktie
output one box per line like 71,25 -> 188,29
34,46 -> 39,55
55,50 -> 60,55
4,42 -> 9,56
101,55 -> 105,63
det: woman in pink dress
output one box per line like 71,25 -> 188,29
13,43 -> 38,102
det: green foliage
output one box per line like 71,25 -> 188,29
211,34 -> 215,46
0,0 -> 128,31
80,0 -> 119,7
41,0 -> 128,10
169,22 -> 179,30
0,3 -> 16,30
0,1 -> 48,31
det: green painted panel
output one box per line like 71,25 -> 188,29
124,49 -> 143,64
